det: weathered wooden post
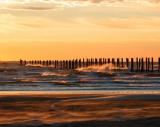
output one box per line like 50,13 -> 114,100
131,58 -> 134,72
108,58 -> 111,64
117,58 -> 120,68
31,60 -> 34,65
90,58 -> 93,66
62,60 -> 65,69
104,58 -> 107,64
78,59 -> 81,68
145,58 -> 148,72
20,59 -> 23,66
82,58 -> 85,67
158,57 -> 160,72
151,57 -> 154,71
95,58 -> 98,65
46,60 -> 49,66
85,59 -> 88,67
102,58 -> 105,65
141,58 -> 144,72
99,58 -> 102,65
72,60 -> 75,69
29,61 -> 31,64
126,58 -> 129,68
55,60 -> 57,69
112,58 -> 115,66
147,58 -> 150,71
65,60 -> 68,69
68,60 -> 71,69
88,59 -> 91,66
136,58 -> 139,72
75,59 -> 78,69
121,58 -> 124,68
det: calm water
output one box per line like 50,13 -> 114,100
0,61 -> 160,91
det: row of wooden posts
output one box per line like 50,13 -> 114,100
20,57 -> 160,72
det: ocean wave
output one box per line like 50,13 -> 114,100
76,64 -> 127,73
41,71 -> 69,77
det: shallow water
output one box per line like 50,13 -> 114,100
0,61 -> 160,91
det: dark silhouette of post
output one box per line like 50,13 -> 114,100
131,58 -> 134,72
158,57 -> 160,72
68,60 -> 71,69
151,57 -> 154,71
121,58 -> 124,68
82,59 -> 85,67
95,58 -> 98,65
146,58 -> 148,72
20,59 -> 23,66
108,58 -> 111,64
104,58 -> 107,64
141,58 -> 144,72
117,58 -> 120,68
99,58 -> 102,65
78,59 -> 82,68
112,58 -> 115,66
148,58 -> 150,72
136,58 -> 139,72
126,58 -> 129,68
72,60 -> 75,69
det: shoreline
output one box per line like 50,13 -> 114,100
0,90 -> 160,96
0,92 -> 160,126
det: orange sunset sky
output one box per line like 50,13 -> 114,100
0,0 -> 160,60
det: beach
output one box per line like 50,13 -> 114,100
0,91 -> 160,127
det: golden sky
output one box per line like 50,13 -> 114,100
0,0 -> 160,60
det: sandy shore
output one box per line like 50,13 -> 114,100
0,91 -> 160,127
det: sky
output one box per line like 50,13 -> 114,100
0,0 -> 160,60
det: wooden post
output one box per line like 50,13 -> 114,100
117,58 -> 120,68
108,58 -> 111,64
82,58 -> 85,67
65,60 -> 68,69
42,61 -> 45,66
91,58 -> 94,66
136,58 -> 139,72
62,60 -> 65,69
102,58 -> 105,65
131,58 -> 134,72
20,59 -> 23,66
158,57 -> 160,72
72,60 -> 75,69
31,60 -> 34,65
69,60 -> 71,69
95,58 -> 98,65
104,58 -> 107,64
151,57 -> 154,71
112,58 -> 115,66
126,58 -> 129,68
39,60 -> 42,65
99,58 -> 102,65
145,58 -> 148,72
121,58 -> 124,68
141,58 -> 144,72
148,58 -> 150,72
78,59 -> 81,68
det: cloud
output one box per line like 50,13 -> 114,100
0,0 -> 160,11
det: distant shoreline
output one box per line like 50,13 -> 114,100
0,90 -> 160,96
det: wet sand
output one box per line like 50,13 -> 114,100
0,92 -> 160,127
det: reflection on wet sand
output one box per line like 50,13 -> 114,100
0,93 -> 160,127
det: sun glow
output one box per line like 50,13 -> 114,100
0,0 -> 13,3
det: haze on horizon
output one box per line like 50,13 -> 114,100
0,0 -> 160,60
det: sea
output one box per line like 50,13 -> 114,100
0,61 -> 160,92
